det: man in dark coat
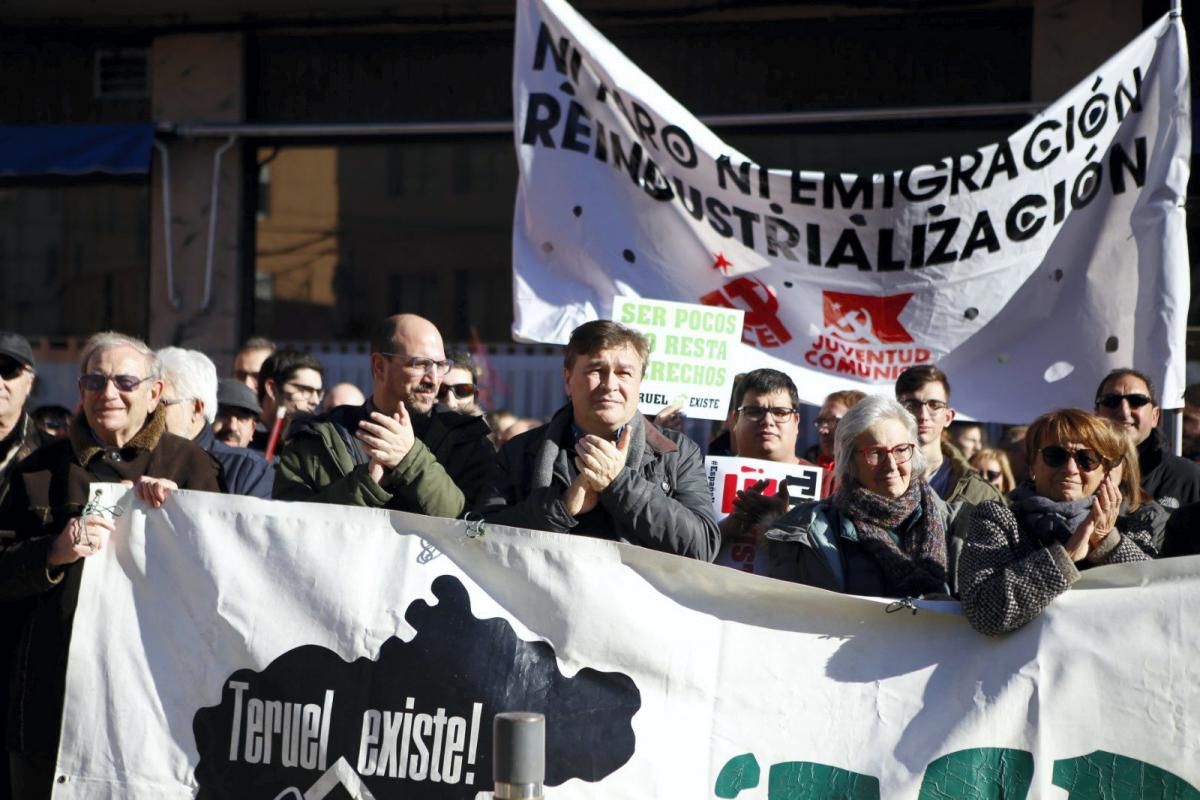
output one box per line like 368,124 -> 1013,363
475,320 -> 719,561
0,332 -> 221,800
1094,368 -> 1200,514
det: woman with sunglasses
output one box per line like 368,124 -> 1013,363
960,408 -> 1153,635
969,448 -> 1016,495
766,394 -> 953,598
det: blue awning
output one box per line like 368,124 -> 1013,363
0,123 -> 155,177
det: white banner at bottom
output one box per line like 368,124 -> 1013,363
56,488 -> 1200,798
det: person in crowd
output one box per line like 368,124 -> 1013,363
1002,424 -> 1030,484
30,406 -> 71,440
232,336 -> 275,394
322,382 -> 366,412
947,420 -> 985,461
970,448 -> 1016,495
1094,368 -> 1200,513
804,389 -> 866,469
765,394 -> 951,598
1181,384 -> 1200,460
253,350 -> 325,450
475,320 -> 719,561
0,334 -> 49,510
0,332 -> 220,798
274,314 -> 493,516
895,365 -> 1000,508
440,351 -> 483,416
959,409 -> 1152,635
717,369 -> 821,574
213,379 -> 262,449
486,409 -> 517,447
157,348 -> 273,499
1108,432 -> 1167,555
495,417 -> 541,447
707,373 -> 748,458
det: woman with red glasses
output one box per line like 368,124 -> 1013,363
960,408 -> 1155,635
766,394 -> 953,598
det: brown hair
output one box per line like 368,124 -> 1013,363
895,364 -> 951,400
970,448 -> 1016,494
1111,423 -> 1146,512
825,389 -> 867,408
1095,368 -> 1157,406
563,320 -> 651,375
1025,408 -> 1128,486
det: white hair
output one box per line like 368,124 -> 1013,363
833,393 -> 927,489
79,331 -> 159,378
156,347 -> 218,424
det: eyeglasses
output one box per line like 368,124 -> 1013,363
1095,392 -> 1153,410
284,381 -> 324,401
858,443 -> 917,466
814,416 -> 842,431
159,397 -> 188,408
901,399 -> 949,415
378,352 -> 454,376
738,405 -> 798,423
983,469 -> 1003,482
438,383 -> 476,400
1039,445 -> 1111,472
0,358 -> 27,381
79,373 -> 152,393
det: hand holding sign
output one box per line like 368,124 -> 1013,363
732,478 -> 790,531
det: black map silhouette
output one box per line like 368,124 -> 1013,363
194,575 -> 641,798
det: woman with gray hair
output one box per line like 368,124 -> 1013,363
765,393 -> 952,598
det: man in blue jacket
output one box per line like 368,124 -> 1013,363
157,347 -> 274,499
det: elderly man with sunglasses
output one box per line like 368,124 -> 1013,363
1093,368 -> 1200,515
274,314 -> 493,517
0,334 -> 50,512
0,331 -> 221,799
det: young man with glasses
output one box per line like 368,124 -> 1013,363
274,314 -> 493,518
1094,368 -> 1200,514
895,365 -> 1000,507
0,332 -> 220,798
475,320 -> 719,561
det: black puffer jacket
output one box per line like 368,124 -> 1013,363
1139,428 -> 1200,513
475,404 -> 719,561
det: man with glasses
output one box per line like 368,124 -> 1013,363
157,347 -> 274,499
895,365 -> 1000,511
440,351 -> 483,416
274,314 -> 493,517
475,320 -> 718,561
805,390 -> 866,470
1094,368 -> 1200,513
252,350 -> 325,451
0,332 -> 220,798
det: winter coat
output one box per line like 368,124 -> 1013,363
959,499 -> 1151,636
273,400 -> 493,518
765,495 -> 952,597
0,407 -> 221,754
196,423 -> 274,499
1138,427 -> 1200,513
474,404 -> 720,561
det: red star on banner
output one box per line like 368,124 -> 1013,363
712,253 -> 733,274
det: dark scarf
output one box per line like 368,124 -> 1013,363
832,478 -> 948,597
1010,482 -> 1094,546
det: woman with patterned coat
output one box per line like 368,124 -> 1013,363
960,409 -> 1152,635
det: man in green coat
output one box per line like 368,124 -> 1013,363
273,314 -> 493,518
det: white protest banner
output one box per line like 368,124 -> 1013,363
613,295 -> 743,420
56,489 -> 1200,798
512,0 -> 1190,421
705,455 -> 825,575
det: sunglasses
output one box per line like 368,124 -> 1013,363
438,383 -> 476,400
0,358 -> 25,381
983,469 -> 1003,482
79,373 -> 152,393
1039,445 -> 1109,472
1095,392 -> 1153,410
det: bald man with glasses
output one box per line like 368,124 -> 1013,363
274,314 -> 493,517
